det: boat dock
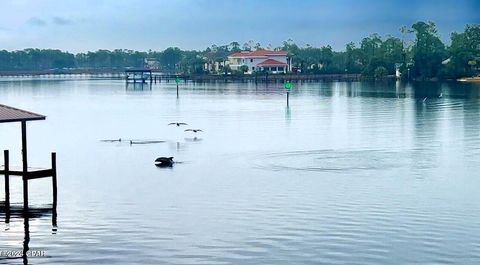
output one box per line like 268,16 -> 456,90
0,104 -> 57,211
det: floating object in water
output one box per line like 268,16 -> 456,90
155,157 -> 174,167
169,122 -> 188,127
101,138 -> 122,142
422,97 -> 427,102
129,140 -> 165,145
439,93 -> 443,98
185,129 -> 203,133
185,137 -> 202,142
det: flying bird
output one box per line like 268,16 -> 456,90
185,129 -> 203,133
155,157 -> 174,167
169,122 -> 188,127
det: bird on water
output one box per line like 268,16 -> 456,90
185,129 -> 203,133
155,157 -> 174,167
101,138 -> 122,142
169,122 -> 188,127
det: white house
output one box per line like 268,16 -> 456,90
144,58 -> 160,70
227,50 -> 289,74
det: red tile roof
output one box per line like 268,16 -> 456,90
0,104 -> 46,123
257,59 -> 287,66
229,50 -> 288,58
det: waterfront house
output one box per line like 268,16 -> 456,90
144,58 -> 160,70
227,50 -> 289,74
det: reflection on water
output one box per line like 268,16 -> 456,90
284,106 -> 291,124
125,82 -> 152,91
0,202 -> 56,264
253,149 -> 436,172
0,79 -> 480,264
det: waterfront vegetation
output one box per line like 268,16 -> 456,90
0,21 -> 478,79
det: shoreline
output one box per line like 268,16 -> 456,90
0,70 -> 363,82
0,70 -> 477,83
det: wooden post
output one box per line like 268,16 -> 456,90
4,150 -> 9,208
22,215 -> 30,264
52,152 -> 57,209
52,207 -> 57,231
21,121 -> 28,211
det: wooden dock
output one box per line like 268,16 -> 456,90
0,104 -> 57,211
1,151 -> 57,209
0,69 -> 362,83
186,73 -> 362,83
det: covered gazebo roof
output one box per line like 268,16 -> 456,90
0,104 -> 45,123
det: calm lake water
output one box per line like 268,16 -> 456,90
1,78 -> 480,264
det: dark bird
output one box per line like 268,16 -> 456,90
130,140 -> 165,145
155,157 -> 174,167
169,122 -> 188,127
185,129 -> 203,133
101,138 -> 122,142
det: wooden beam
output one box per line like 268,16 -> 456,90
26,170 -> 54,179
0,169 -> 25,176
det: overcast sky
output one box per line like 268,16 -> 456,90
0,0 -> 478,53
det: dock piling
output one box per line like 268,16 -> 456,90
3,150 -> 9,208
21,121 -> 28,211
52,152 -> 57,209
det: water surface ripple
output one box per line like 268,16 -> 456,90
0,79 -> 479,264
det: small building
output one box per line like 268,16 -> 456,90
227,50 -> 288,74
125,69 -> 153,83
144,58 -> 160,70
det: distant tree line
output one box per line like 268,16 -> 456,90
0,21 -> 478,79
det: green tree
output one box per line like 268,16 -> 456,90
229,42 -> 241,52
160,47 -> 182,71
380,36 -> 404,73
444,24 -> 480,78
345,42 -> 363,74
410,21 -> 446,78
239,65 -> 249,73
374,66 -> 388,79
